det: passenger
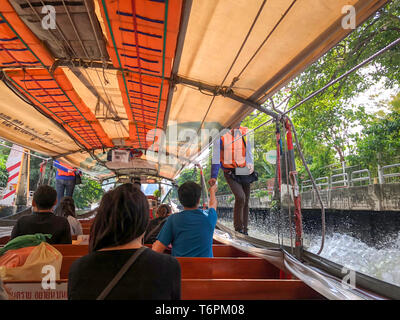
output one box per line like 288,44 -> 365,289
68,185 -> 181,300
152,181 -> 218,257
132,177 -> 142,190
144,204 -> 171,244
10,185 -> 72,244
54,196 -> 83,236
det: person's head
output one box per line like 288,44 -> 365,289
131,177 -> 141,190
178,181 -> 202,209
156,204 -> 171,218
58,196 -> 76,218
89,184 -> 149,252
32,185 -> 57,211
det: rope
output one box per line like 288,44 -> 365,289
233,0 -> 297,80
195,0 -> 268,133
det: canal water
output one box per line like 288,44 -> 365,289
218,209 -> 400,288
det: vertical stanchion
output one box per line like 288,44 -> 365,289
285,118 -> 303,258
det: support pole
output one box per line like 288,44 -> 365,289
284,119 -> 303,258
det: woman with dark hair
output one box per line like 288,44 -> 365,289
67,184 -> 181,300
55,196 -> 83,236
144,204 -> 172,244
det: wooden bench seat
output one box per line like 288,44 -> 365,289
59,256 -> 280,279
3,279 -> 323,300
51,244 -> 253,258
0,235 -> 10,245
182,279 -> 323,300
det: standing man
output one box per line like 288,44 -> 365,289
208,122 -> 255,235
53,160 -> 80,206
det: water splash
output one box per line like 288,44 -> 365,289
307,232 -> 400,287
218,217 -> 400,288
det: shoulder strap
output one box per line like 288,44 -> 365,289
96,246 -> 147,300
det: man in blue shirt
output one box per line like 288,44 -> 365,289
152,181 -> 218,257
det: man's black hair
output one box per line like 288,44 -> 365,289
178,181 -> 202,208
33,185 -> 57,210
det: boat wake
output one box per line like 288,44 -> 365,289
218,217 -> 400,288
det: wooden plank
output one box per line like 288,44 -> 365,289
212,244 -> 254,257
60,256 -> 281,280
0,235 -> 10,245
3,279 -> 324,300
53,244 -> 89,256
181,279 -> 324,300
52,244 -> 253,258
176,257 -> 280,280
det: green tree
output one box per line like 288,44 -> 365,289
73,176 -> 104,209
347,94 -> 400,175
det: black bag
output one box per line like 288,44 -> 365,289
228,135 -> 258,184
230,170 -> 258,184
74,171 -> 82,185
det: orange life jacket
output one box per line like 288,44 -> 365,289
57,162 -> 76,177
220,127 -> 248,169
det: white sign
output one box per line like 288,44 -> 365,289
4,282 -> 68,300
112,150 -> 130,163
265,150 -> 277,164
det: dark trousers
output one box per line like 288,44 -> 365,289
224,172 -> 251,232
56,179 -> 76,205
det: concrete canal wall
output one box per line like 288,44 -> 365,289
217,184 -> 400,211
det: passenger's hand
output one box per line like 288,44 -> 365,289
209,183 -> 218,194
247,163 -> 254,174
208,178 -> 217,186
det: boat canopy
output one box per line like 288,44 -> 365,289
0,0 -> 388,181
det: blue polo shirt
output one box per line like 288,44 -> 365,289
156,208 -> 217,257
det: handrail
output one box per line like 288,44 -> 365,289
315,177 -> 329,190
330,173 -> 348,188
350,169 -> 371,186
381,164 -> 400,183
301,179 -> 313,192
